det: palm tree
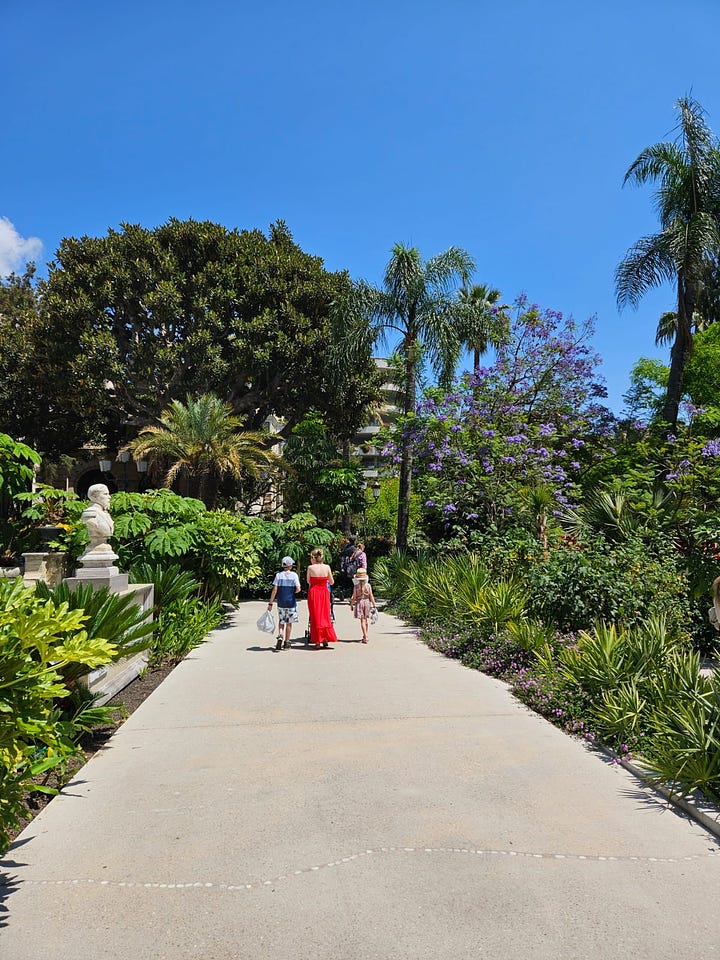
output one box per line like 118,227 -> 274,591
615,95 -> 720,427
457,283 -> 510,371
333,243 -> 474,550
123,394 -> 282,508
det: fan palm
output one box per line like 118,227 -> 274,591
123,394 -> 282,508
615,95 -> 720,426
333,243 -> 474,549
457,283 -> 510,371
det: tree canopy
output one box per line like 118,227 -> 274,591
1,219 -> 379,457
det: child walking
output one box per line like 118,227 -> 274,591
349,568 -> 376,644
267,556 -> 301,651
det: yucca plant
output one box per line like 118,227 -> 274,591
372,549 -> 421,601
559,617 -> 678,701
644,683 -> 720,801
473,578 -> 527,635
507,618 -> 557,658
592,679 -> 649,745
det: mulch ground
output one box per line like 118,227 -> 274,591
8,661 -> 178,845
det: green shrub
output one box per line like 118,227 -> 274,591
150,596 -> 224,666
0,577 -> 116,851
192,510 -> 263,600
525,536 -> 691,636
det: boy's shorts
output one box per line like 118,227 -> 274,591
277,606 -> 299,624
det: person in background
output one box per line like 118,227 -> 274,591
267,556 -> 301,651
340,535 -> 357,578
350,540 -> 368,579
349,568 -> 376,643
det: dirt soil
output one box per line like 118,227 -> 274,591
8,661 -> 177,845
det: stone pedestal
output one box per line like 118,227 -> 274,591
65,545 -> 129,593
64,570 -> 130,593
22,552 -> 67,588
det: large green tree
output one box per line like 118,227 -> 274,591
616,96 -> 720,427
4,219 -> 378,456
0,265 -> 54,447
336,243 -> 474,550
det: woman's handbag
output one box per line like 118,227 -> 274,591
256,610 -> 276,634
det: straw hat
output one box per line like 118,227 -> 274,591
355,568 -> 368,579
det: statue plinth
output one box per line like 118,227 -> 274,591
72,545 -> 128,592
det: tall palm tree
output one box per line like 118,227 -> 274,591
123,394 -> 281,509
457,283 -> 510,371
333,243 -> 474,550
615,95 -> 720,427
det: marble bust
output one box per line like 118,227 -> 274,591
81,483 -> 115,552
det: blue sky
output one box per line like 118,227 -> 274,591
4,0 -> 720,411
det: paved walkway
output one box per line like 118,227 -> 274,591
2,601 -> 720,959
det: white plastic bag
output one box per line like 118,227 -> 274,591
257,610 -> 276,634
370,607 -> 379,625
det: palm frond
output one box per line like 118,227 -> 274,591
615,233 -> 676,309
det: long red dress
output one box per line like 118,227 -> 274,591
307,576 -> 338,646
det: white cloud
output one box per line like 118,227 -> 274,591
0,217 -> 43,278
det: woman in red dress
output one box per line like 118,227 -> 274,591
306,548 -> 338,648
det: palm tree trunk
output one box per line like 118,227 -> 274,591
396,340 -> 418,552
199,471 -> 219,510
662,278 -> 695,427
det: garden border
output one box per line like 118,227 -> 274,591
599,745 -> 720,842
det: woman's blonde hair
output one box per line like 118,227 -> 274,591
310,548 -> 324,562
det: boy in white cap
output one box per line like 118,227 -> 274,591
268,557 -> 301,651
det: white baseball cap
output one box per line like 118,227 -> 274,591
282,556 -> 294,567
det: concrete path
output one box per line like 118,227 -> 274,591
2,601 -> 719,960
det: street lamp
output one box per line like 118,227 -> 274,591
371,480 -> 381,501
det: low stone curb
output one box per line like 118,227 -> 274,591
598,745 -> 720,842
